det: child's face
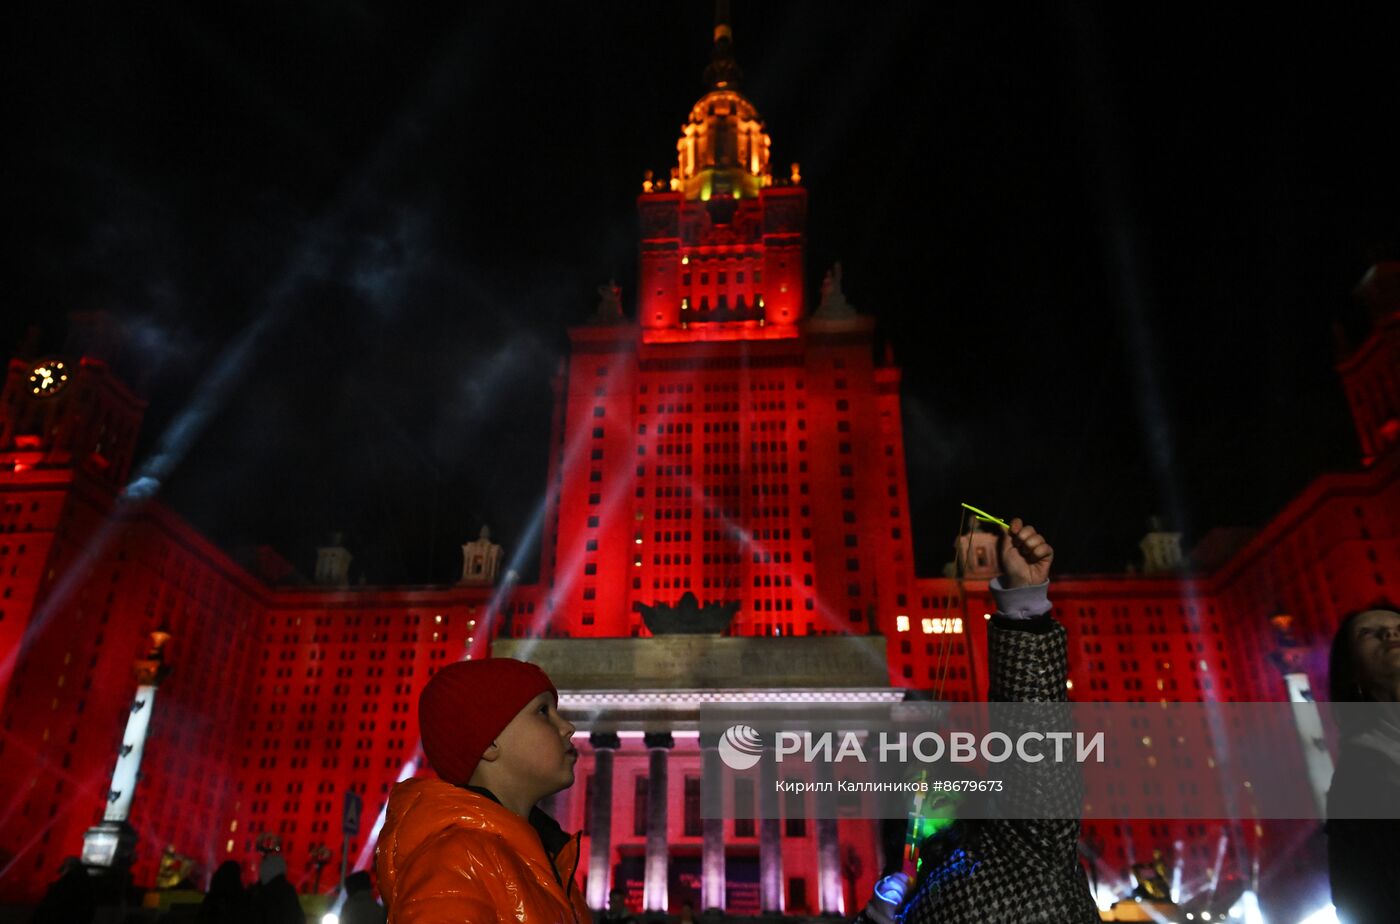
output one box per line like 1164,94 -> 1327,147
493,691 -> 579,798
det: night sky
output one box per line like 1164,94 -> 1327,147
6,2 -> 1399,584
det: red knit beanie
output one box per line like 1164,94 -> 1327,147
418,658 -> 558,786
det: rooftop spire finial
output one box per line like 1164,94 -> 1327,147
703,0 -> 743,90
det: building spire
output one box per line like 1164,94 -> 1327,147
702,0 -> 743,90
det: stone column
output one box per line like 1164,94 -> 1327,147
83,627 -> 172,874
815,759 -> 843,915
759,750 -> 784,913
586,732 -> 620,910
700,733 -> 727,913
643,732 -> 674,913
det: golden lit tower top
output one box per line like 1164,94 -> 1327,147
677,1 -> 772,201
631,1 -> 806,341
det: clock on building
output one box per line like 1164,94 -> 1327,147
28,360 -> 69,397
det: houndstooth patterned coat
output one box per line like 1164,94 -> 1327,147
862,616 -> 1101,924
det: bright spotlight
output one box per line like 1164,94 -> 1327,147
1296,905 -> 1337,924
321,914 -> 340,924
1227,889 -> 1265,924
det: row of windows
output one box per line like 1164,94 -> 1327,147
680,269 -> 761,286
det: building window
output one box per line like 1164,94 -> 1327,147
733,779 -> 754,838
684,777 -> 702,836
788,877 -> 808,912
634,776 -> 649,836
784,791 -> 806,837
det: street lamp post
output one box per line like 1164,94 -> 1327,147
1268,614 -> 1334,817
81,626 -> 173,875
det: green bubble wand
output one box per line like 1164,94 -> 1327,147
959,502 -> 1009,531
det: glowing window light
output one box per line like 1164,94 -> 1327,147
895,615 -> 910,633
920,617 -> 964,634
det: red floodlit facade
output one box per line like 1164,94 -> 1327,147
1,19 -> 1398,915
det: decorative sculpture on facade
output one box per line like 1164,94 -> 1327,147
593,280 -> 624,324
814,262 -> 856,319
634,592 -> 739,635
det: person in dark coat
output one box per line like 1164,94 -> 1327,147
247,854 -> 306,924
32,856 -> 96,924
599,886 -> 638,924
197,860 -> 248,924
858,518 -> 1100,924
339,870 -> 386,924
1325,604 -> 1400,924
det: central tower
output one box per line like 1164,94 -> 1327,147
535,9 -> 918,651
636,9 -> 807,341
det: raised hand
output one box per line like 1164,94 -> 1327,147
998,517 -> 1053,588
865,872 -> 912,924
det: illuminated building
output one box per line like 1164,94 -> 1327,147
0,13 -> 1397,916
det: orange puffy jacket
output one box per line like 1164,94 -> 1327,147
376,778 -> 591,924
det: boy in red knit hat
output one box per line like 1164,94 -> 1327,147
376,658 -> 589,923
